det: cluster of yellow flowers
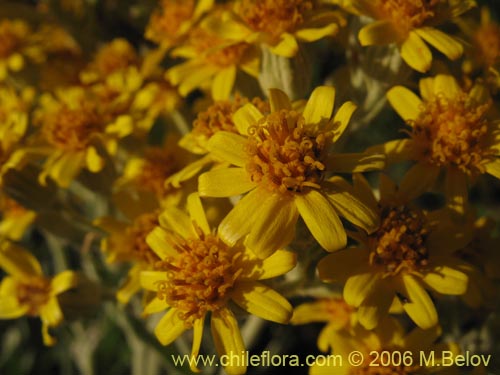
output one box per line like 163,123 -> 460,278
1,0 -> 499,374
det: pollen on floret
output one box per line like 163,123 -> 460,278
16,276 -> 52,316
474,23 -> 500,69
375,0 -> 438,36
146,0 -> 195,44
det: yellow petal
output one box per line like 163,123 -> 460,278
140,271 -> 167,291
296,191 -> 346,251
268,33 -> 298,57
295,23 -> 340,42
231,280 -> 292,323
366,138 -> 415,164
245,194 -> 298,258
51,270 -> 79,295
291,299 -> 344,325
387,86 -> 423,122
116,267 -> 141,305
343,271 -> 380,307
302,86 -> 335,128
358,20 -> 399,45
0,245 -> 42,278
218,187 -> 267,246
233,103 -> 263,135
211,309 -> 246,375
198,168 -> 256,197
40,297 -> 64,327
206,131 -> 248,167
400,274 -> 437,329
419,77 -> 434,101
187,193 -> 210,234
155,308 -> 187,345
190,316 -> 205,373
0,296 -> 28,318
42,322 -> 56,346
332,101 -> 356,142
45,152 -> 84,188
433,74 -> 461,98
318,247 -> 369,283
415,27 -> 463,61
422,266 -> 468,295
146,227 -> 177,259
143,296 -> 169,315
159,206 -> 194,238
400,31 -> 432,73
485,159 -> 500,179
399,162 -> 440,201
212,66 -> 236,100
327,152 -> 385,173
357,281 -> 393,329
86,146 -> 105,173
239,249 -> 297,280
268,88 -> 292,112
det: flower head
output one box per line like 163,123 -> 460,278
199,86 -> 382,257
140,193 -> 295,374
0,242 -> 79,345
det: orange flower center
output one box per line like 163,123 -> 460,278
146,0 -> 195,44
237,0 -> 313,40
369,206 -> 429,275
410,92 -> 493,174
193,95 -> 269,139
0,20 -> 25,58
155,229 -> 241,327
17,277 -> 51,316
375,0 -> 438,37
92,39 -> 138,76
188,27 -> 249,68
127,212 -> 161,264
42,102 -> 103,151
135,148 -> 181,197
245,110 -> 330,194
474,23 -> 500,68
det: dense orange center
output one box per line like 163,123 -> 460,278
135,148 -> 181,197
146,0 -> 195,43
0,20 -> 24,58
127,212 -> 161,264
17,277 -> 51,316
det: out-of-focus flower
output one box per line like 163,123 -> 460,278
198,86 -> 382,258
310,318 -> 459,375
140,193 -> 295,375
371,74 -> 500,214
0,19 -> 32,80
0,194 -> 35,241
167,10 -> 259,100
213,0 -> 345,58
345,0 -> 475,72
318,174 -> 474,330
168,95 -> 269,187
0,242 -> 79,346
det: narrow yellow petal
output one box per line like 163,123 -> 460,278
40,297 -> 64,327
365,138 -> 415,164
155,308 -> 187,345
233,103 -> 263,135
86,146 -> 105,173
239,249 -> 297,280
357,281 -> 393,330
327,153 -> 385,173
143,296 -> 169,315
159,206 -> 194,238
291,300 -> 344,325
332,101 -> 356,142
433,74 -> 461,98
387,86 -> 423,122
140,271 -> 167,291
0,245 -> 43,278
211,309 -> 246,375
343,271 -> 380,307
116,267 -> 141,305
246,194 -> 298,258
399,162 -> 440,201
400,274 -> 437,329
146,227 -> 177,259
231,280 -> 292,323
400,31 -> 432,73
485,159 -> 500,179
415,27 -> 463,61
206,131 -> 248,166
422,266 -> 468,295
295,191 -> 346,252
187,193 -> 210,234
51,270 -> 79,295
212,66 -> 236,100
46,152 -> 84,188
302,86 -> 335,128
268,88 -> 292,112
295,23 -> 339,42
358,20 -> 399,45
190,317 -> 205,373
198,168 -> 256,197
419,77 -> 434,101
268,33 -> 298,57
0,297 -> 28,318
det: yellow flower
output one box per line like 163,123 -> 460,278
350,0 -> 475,72
211,0 -> 345,58
310,318 -> 459,375
318,174 -> 474,330
140,193 -> 295,375
145,0 -> 214,50
373,74 -> 500,214
291,296 -> 356,353
0,19 -> 31,80
167,10 -> 260,100
168,95 -> 269,187
0,241 -> 79,346
33,86 -> 133,187
0,194 -> 36,241
198,86 -> 382,258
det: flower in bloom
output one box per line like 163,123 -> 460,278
212,0 -> 345,58
168,95 -> 269,187
291,296 -> 356,353
0,241 -> 79,345
140,193 -> 295,375
198,86 -> 382,258
318,174 -> 474,330
0,194 -> 36,241
310,318 -> 458,375
349,0 -> 475,72
372,74 -> 500,214
0,19 -> 32,80
167,10 -> 259,100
